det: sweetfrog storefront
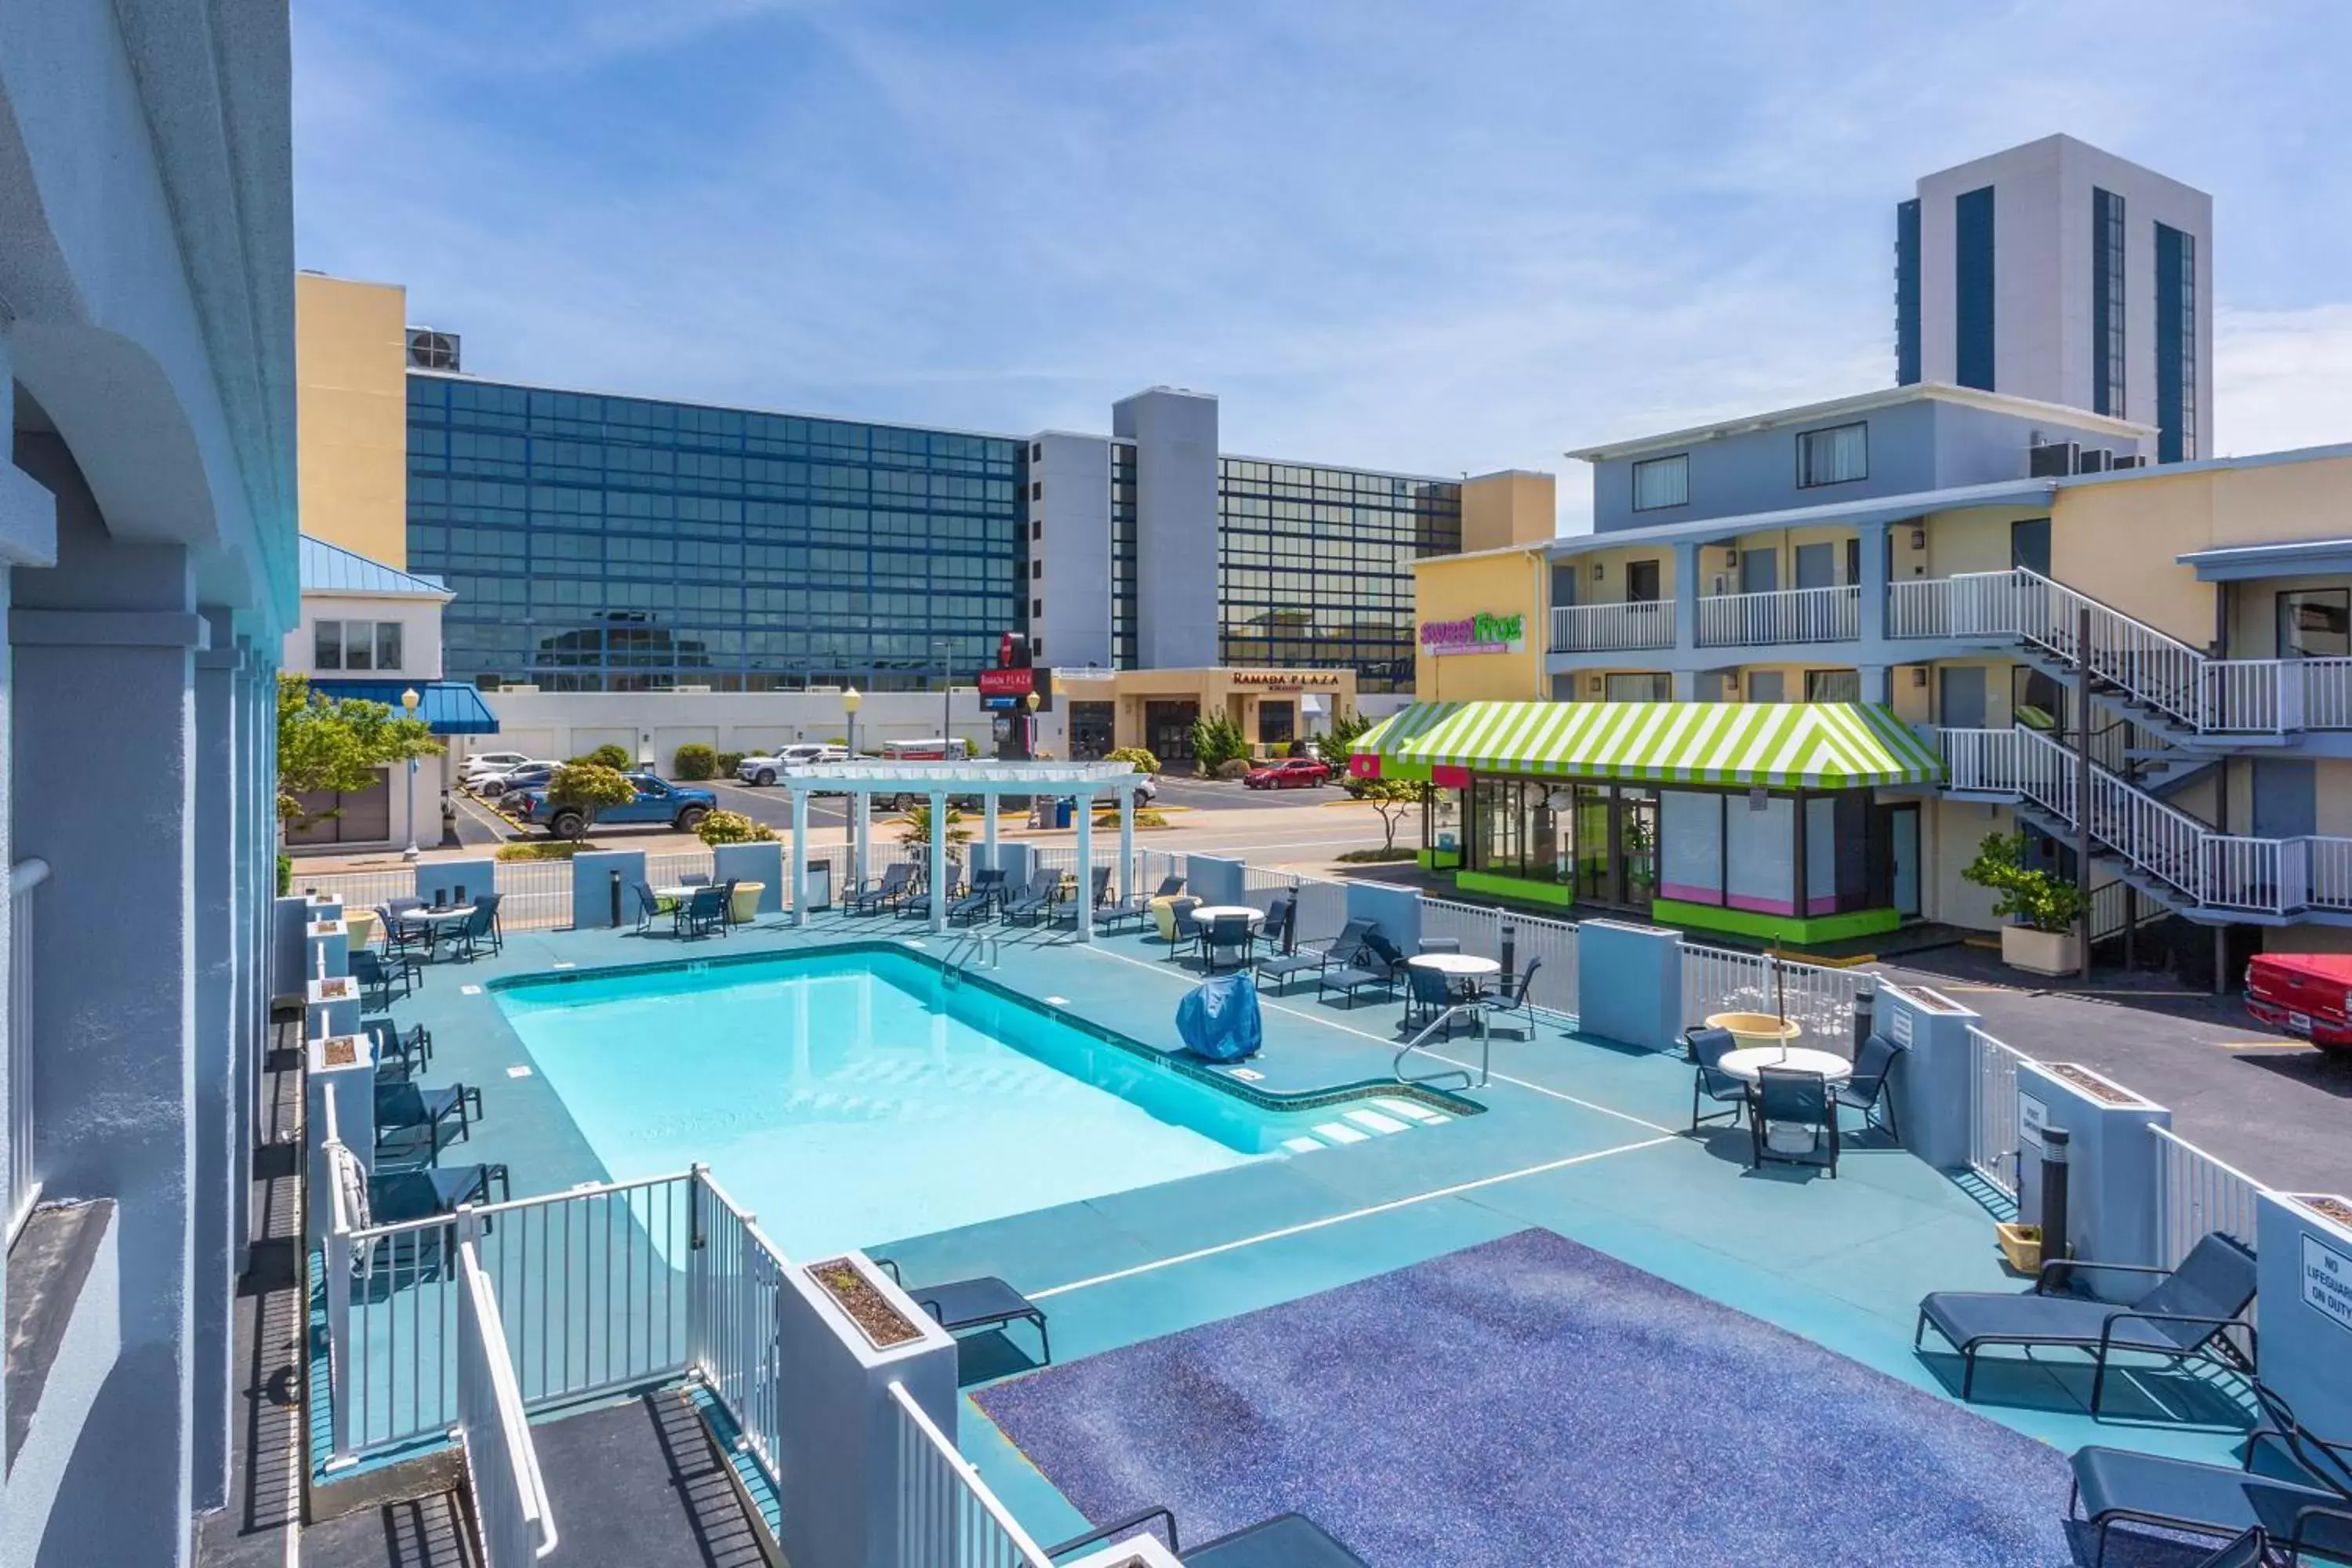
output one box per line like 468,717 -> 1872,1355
1351,699 -> 1944,946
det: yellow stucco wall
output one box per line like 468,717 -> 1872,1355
1460,471 -> 1558,554
297,273 -> 411,566
1412,549 -> 1548,701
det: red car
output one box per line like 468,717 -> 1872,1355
2245,952 -> 2352,1054
1244,757 -> 1333,789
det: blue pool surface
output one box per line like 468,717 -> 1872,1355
495,948 -> 1312,1258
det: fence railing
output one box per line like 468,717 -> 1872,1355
1419,898 -> 1581,1020
1679,942 -> 1859,1054
888,1379 -> 1052,1568
456,1236 -> 559,1567
685,1168 -> 790,1481
1549,599 -> 1675,653
2305,657 -> 2352,731
2150,1124 -> 2268,1272
1966,1027 -> 2031,1202
8,858 -> 47,1238
1695,584 -> 1860,648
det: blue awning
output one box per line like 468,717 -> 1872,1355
307,680 -> 499,735
2176,537 -> 2352,583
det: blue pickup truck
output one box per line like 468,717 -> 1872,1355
508,772 -> 718,840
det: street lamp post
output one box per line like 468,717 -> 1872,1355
399,687 -> 423,862
842,684 -> 862,759
1024,688 -> 1040,760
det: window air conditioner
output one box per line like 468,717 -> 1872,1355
2027,441 -> 2078,479
2078,448 -> 2111,474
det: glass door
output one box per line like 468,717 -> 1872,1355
1890,805 -> 1920,916
1574,786 -> 1613,902
1618,787 -> 1659,906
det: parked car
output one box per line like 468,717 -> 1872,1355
1134,773 -> 1160,803
476,761 -> 557,799
1243,757 -> 1333,789
736,743 -> 848,786
506,772 -> 717,840
2244,953 -> 2352,1055
461,750 -> 534,781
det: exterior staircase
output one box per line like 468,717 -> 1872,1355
1940,724 -> 2352,926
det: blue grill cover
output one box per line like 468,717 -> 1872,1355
1176,973 -> 1264,1062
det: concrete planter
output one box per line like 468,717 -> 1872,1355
2000,925 -> 2079,976
1577,920 -> 1682,1051
1875,980 -> 1982,1173
2256,1191 -> 2352,1439
2013,1060 -> 2167,1293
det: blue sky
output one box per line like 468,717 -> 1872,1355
294,1 -> 2352,529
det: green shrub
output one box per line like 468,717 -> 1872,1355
1337,846 -> 1417,863
496,840 -> 586,861
1214,757 -> 1253,780
673,742 -> 718,780
1105,745 -> 1163,777
1960,830 -> 2086,934
716,751 -> 746,775
695,809 -> 777,846
276,853 -> 292,897
1094,808 -> 1170,829
1315,710 -> 1373,774
568,743 -> 633,771
1190,712 -> 1250,773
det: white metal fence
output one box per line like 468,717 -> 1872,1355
1695,584 -> 1860,648
1679,942 -> 1860,1054
8,858 -> 47,1237
1550,599 -> 1674,652
685,1169 -> 791,1481
1966,1027 -> 2032,1202
456,1237 -> 559,1567
1419,898 -> 1580,1018
888,1380 -> 1052,1568
2151,1124 -> 2268,1271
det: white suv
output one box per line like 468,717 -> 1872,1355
736,743 -> 848,786
462,750 -> 533,781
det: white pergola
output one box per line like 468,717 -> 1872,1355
779,761 -> 1152,940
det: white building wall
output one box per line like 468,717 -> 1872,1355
1029,430 -> 1113,670
1112,387 -> 1221,668
283,588 -> 446,680
465,688 -> 1000,774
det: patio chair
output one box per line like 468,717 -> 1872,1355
870,1258 -> 1050,1367
2069,1385 -> 2352,1566
676,884 -> 730,939
376,901 -> 429,960
1047,1507 -> 1368,1566
1201,913 -> 1254,973
1359,929 -> 1409,982
1916,1231 -> 2259,1413
374,1077 -> 483,1163
1416,936 -> 1461,955
1749,1065 -> 1837,1175
1154,896 -> 1203,961
1481,956 -> 1544,1039
368,1160 -> 513,1225
362,1018 -> 433,1079
1002,869 -> 1065,925
1150,873 -> 1186,899
1316,937 -> 1394,1009
681,872 -> 711,887
850,862 -> 915,913
948,867 -> 1008,924
1685,1025 -> 1749,1131
631,882 -> 665,933
1258,916 -> 1369,992
1404,964 -> 1468,1034
1835,1034 -> 1905,1142
443,891 -> 504,960
350,947 -> 417,1007
1254,895 -> 1294,960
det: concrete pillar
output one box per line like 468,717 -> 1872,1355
983,790 -> 1000,864
1118,786 -> 1135,904
928,790 -> 948,935
1074,792 -> 1095,942
1858,520 -> 1889,644
790,786 -> 811,927
852,789 -> 870,891
8,451 -> 203,1566
1673,539 -> 1702,653
191,626 -> 239,1510
1860,665 -> 1893,705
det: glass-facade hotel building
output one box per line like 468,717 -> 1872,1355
406,361 -> 1462,694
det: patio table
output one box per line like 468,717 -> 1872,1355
1185,905 -> 1265,927
1408,950 -> 1500,1002
1715,1045 -> 1851,1085
409,904 -> 476,958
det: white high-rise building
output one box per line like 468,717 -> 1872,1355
1896,134 -> 2213,461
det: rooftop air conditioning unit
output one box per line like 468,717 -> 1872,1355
2028,441 -> 2079,479
2110,453 -> 2147,470
405,328 -> 461,372
2078,448 -> 2111,474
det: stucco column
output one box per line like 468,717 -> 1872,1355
1858,519 -> 1890,646
789,786 -> 810,926
9,445 -> 203,1567
928,790 -> 948,935
1073,791 -> 1096,943
1118,786 -> 1135,904
190,622 -> 240,1511
1673,539 -> 1702,653
230,650 -> 263,1279
982,786 -> 1000,868
851,788 -> 869,891
1860,666 -> 1893,704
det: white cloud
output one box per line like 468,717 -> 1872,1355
2216,305 -> 2352,459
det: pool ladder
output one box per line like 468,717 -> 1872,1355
940,931 -> 1000,985
1393,1004 -> 1491,1091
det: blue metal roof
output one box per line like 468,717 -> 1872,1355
307,680 -> 499,735
2176,536 -> 2352,583
299,535 -> 452,597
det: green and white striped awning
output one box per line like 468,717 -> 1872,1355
1350,700 -> 1944,789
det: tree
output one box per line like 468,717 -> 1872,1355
895,801 -> 972,868
1105,745 -> 1162,777
1348,775 -> 1431,853
1960,830 -> 2086,934
275,674 -> 438,829
695,808 -> 776,846
1189,711 -> 1250,774
570,743 -> 633,770
1315,710 -> 1373,775
543,762 -> 638,838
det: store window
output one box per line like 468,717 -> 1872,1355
1803,669 -> 1860,702
2278,589 -> 2350,659
1068,701 -> 1113,760
1605,672 -> 1671,702
313,619 -> 403,673
1258,700 -> 1296,746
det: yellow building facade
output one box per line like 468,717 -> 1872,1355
295,273 -> 411,567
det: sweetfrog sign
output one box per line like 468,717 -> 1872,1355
1420,611 -> 1526,656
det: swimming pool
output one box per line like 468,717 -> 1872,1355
495,947 -> 1345,1258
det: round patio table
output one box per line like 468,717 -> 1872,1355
1716,1045 -> 1852,1085
1185,905 -> 1265,927
1408,950 -> 1500,1002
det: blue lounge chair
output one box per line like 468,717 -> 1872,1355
948,868 -> 1008,924
1047,1508 -> 1367,1566
1916,1231 -> 2258,1412
1258,916 -> 1369,992
1750,1065 -> 1837,1174
2190,1530 -> 2271,1568
872,1258 -> 1050,1367
850,862 -> 916,913
441,891 -> 503,960
1685,1025 -> 1748,1131
1835,1033 -> 1906,1142
369,1162 -> 511,1225
351,947 -> 417,1007
375,1078 -> 482,1163
1001,869 -> 1065,925
1316,935 -> 1393,1009
1253,895 -> 1294,960
362,1018 -> 432,1079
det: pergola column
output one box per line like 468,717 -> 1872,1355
1074,789 -> 1095,943
789,786 -> 811,926
1117,784 -> 1135,904
982,786 -> 1000,871
929,789 -> 949,935
851,787 -> 869,891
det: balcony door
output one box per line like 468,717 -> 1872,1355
1740,550 -> 1778,594
1624,559 -> 1661,603
1795,542 -> 1836,590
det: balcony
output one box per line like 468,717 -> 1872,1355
1549,600 -> 1673,653
1695,585 -> 1859,648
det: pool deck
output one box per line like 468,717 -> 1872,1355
367,904 -> 2253,1548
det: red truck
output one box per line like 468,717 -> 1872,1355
2244,952 -> 2352,1054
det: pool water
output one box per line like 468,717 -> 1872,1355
495,948 -> 1309,1258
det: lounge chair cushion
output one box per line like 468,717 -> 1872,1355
1257,951 -> 1323,982
1920,1289 -> 2221,1359
2071,1445 -> 2352,1555
909,1275 -> 1036,1334
1318,964 -> 1385,997
1189,1514 -> 1370,1567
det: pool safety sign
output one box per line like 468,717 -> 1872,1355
2016,1094 -> 2049,1150
2303,1233 -> 2352,1336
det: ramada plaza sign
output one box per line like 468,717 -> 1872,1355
1421,611 -> 1526,657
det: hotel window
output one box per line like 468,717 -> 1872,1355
1796,423 -> 1867,488
2092,189 -> 2126,417
2156,223 -> 2198,461
1031,480 -> 1043,499
1605,672 -> 1671,702
1631,455 -> 1689,513
313,619 -> 402,672
1804,668 -> 1860,702
2278,590 -> 2350,659
1955,185 -> 1996,391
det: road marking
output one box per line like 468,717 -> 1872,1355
2215,1039 -> 2314,1051
1028,1134 -> 1675,1301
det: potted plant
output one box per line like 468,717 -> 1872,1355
1960,831 -> 2088,976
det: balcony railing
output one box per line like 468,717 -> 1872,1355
1694,584 -> 1859,648
1549,600 -> 1673,653
9,858 -> 48,1239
